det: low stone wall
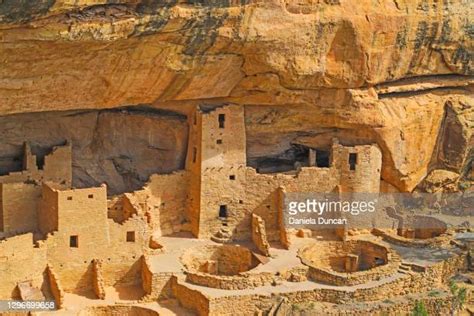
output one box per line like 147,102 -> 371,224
208,292 -> 454,316
173,250 -> 466,315
251,214 -> 270,256
92,259 -> 105,300
306,258 -> 399,286
185,271 -> 275,290
171,276 -> 210,316
372,228 -> 453,248
185,264 -> 309,290
46,265 -> 64,309
400,215 -> 448,239
299,240 -> 401,286
141,256 -> 173,300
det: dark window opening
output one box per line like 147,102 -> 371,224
126,231 -> 135,242
316,149 -> 330,168
216,139 -> 222,144
219,205 -> 228,218
229,175 -> 235,180
218,114 -> 225,128
88,194 -> 94,199
239,200 -> 243,204
36,155 -> 45,170
70,235 -> 78,248
67,196 -> 73,201
193,113 -> 197,125
349,153 -> 357,171
192,147 -> 197,163
30,144 -> 57,171
252,144 -> 309,174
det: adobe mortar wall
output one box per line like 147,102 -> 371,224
92,259 -> 105,299
199,105 -> 246,170
195,151 -> 381,241
245,167 -> 340,241
0,143 -> 72,188
36,183 -> 148,294
207,292 -> 454,316
141,262 -> 173,301
183,105 -> 383,240
185,271 -> 275,290
0,233 -> 47,299
332,142 -> 382,193
46,265 -> 64,308
38,184 -> 59,234
171,249 -> 466,315
251,214 -> 270,256
145,172 -> 189,235
0,183 -> 41,236
171,276 -> 210,316
373,227 -> 453,248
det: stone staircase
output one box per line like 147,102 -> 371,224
210,219 -> 232,244
397,262 -> 413,275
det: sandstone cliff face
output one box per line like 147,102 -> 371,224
0,0 -> 472,192
0,108 -> 188,194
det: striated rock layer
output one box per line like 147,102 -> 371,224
0,0 -> 473,192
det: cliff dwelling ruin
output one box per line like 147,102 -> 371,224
0,103 -> 472,315
0,0 -> 473,315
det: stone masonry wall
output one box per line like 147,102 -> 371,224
332,141 -> 382,193
46,265 -> 65,308
0,143 -> 72,188
145,172 -> 189,235
0,233 -> 47,299
0,182 -> 41,236
36,183 -> 148,293
251,214 -> 270,256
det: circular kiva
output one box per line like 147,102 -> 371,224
298,240 -> 401,286
373,215 -> 452,248
397,215 -> 448,240
181,245 -> 273,290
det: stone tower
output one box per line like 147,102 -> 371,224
185,104 -> 247,239
331,140 -> 382,193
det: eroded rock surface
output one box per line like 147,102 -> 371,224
0,0 -> 472,192
0,107 -> 188,194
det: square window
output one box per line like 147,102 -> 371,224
315,149 -> 330,168
88,194 -> 94,199
216,139 -> 223,144
219,205 -> 228,218
70,235 -> 78,248
126,231 -> 135,242
67,196 -> 73,201
229,175 -> 235,180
